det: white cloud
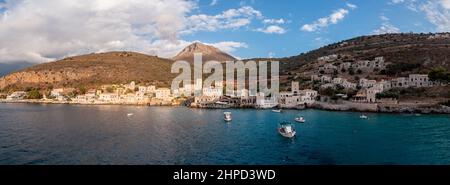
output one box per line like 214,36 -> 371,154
389,0 -> 450,32
0,0 -> 196,63
390,0 -> 405,4
380,15 -> 390,21
373,15 -> 400,35
389,0 -> 419,11
301,8 -> 351,32
419,0 -> 450,32
346,3 -> 357,9
208,41 -> 248,53
184,6 -> 262,33
0,0 -> 256,63
255,25 -> 286,34
441,0 -> 450,9
210,0 -> 218,6
263,18 -> 285,24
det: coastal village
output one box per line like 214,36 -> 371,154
0,54 -> 448,113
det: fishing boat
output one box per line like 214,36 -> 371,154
272,109 -> 282,113
360,115 -> 368,119
224,112 -> 232,122
278,122 -> 296,138
295,116 -> 306,123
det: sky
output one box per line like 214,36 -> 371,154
0,0 -> 449,64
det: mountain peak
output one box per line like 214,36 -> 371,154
173,42 -> 236,63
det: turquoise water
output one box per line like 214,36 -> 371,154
0,103 -> 449,165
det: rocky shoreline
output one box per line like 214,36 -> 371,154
2,99 -> 449,114
312,101 -> 450,114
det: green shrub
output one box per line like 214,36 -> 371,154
440,100 -> 450,107
429,67 -> 450,83
383,62 -> 422,75
27,89 -> 42,99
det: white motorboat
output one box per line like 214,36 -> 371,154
224,112 -> 232,122
127,113 -> 134,117
272,109 -> 282,113
295,116 -> 306,123
278,123 -> 296,138
360,115 -> 368,119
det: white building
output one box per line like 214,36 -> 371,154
50,88 -> 66,101
318,54 -> 338,62
99,93 -> 120,103
124,81 -> 136,91
333,78 -> 345,85
278,82 -> 318,108
339,62 -> 352,70
155,88 -> 172,100
255,92 -> 278,109
322,76 -> 332,83
359,78 -> 377,88
367,86 -> 383,103
377,80 -> 392,91
6,91 -> 27,100
202,86 -> 223,98
138,85 -> 156,94
50,89 -> 64,97
300,89 -> 318,99
408,74 -> 431,87
391,77 -> 409,88
318,64 -> 338,74
291,81 -> 300,95
342,80 -> 357,89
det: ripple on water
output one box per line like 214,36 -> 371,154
0,104 -> 449,165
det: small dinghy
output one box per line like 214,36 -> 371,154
295,116 -> 306,123
278,122 -> 296,138
272,109 -> 282,113
224,112 -> 232,122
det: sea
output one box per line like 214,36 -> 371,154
0,103 -> 449,165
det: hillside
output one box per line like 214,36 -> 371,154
0,52 -> 175,91
1,33 -> 450,92
278,33 -> 450,77
173,42 -> 236,63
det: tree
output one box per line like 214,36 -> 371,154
106,87 -> 114,93
27,89 -> 42,99
348,67 -> 355,75
429,67 -> 450,83
78,86 -> 87,95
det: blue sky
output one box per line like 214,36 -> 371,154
184,0 -> 440,59
0,0 -> 449,63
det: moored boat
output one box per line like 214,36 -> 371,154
278,122 -> 296,138
360,115 -> 368,119
295,116 -> 306,123
224,112 -> 232,122
272,109 -> 282,113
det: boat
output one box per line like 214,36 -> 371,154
272,109 -> 282,113
278,122 -> 296,138
295,116 -> 306,123
360,115 -> 368,119
127,113 -> 134,117
224,112 -> 232,122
